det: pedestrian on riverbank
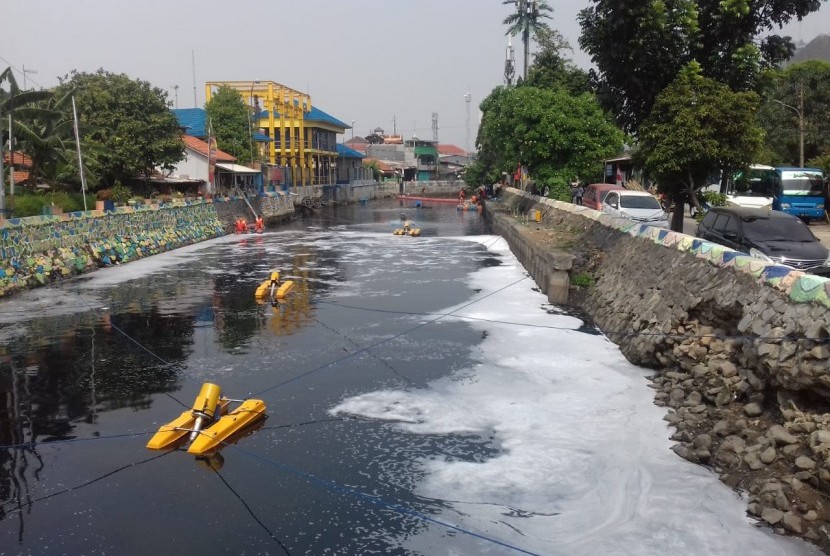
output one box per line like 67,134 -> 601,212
575,184 -> 584,205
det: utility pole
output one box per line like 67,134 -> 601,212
464,91 -> 472,153
798,81 -> 805,168
772,88 -> 805,168
0,105 -> 5,217
191,50 -> 198,107
22,65 -> 37,90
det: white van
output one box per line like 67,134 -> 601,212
602,190 -> 669,228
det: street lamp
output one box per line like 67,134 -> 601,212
248,80 -> 261,164
772,97 -> 804,168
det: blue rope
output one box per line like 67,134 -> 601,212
228,444 -> 544,556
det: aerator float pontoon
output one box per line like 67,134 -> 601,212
146,382 -> 266,456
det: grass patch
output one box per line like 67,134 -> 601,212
571,271 -> 595,288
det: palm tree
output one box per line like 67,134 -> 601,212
502,0 -> 553,82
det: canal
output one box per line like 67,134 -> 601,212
0,200 -> 820,555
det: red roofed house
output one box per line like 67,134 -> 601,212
155,135 -> 261,195
436,144 -> 471,181
3,151 -> 32,187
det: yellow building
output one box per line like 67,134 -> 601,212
205,81 -> 349,188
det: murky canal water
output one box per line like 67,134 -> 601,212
0,200 -> 821,555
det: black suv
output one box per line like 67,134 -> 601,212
696,207 -> 830,275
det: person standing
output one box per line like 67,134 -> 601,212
575,184 -> 584,205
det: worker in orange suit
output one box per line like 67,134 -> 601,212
255,215 -> 264,233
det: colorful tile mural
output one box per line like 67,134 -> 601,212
535,194 -> 830,309
0,202 -> 225,298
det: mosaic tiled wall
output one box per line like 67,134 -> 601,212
510,189 -> 830,309
0,201 -> 225,298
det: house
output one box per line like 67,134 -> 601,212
203,81 -> 349,188
2,151 -> 32,187
343,136 -> 368,155
436,144 -> 470,181
154,133 -> 258,196
335,143 -> 372,185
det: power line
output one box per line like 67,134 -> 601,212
0,56 -> 45,90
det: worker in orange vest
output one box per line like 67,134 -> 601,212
255,215 -> 264,233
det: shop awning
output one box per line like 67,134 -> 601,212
215,163 -> 261,174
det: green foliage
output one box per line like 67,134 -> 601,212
571,271 -> 595,288
1,67 -> 78,190
637,67 -> 764,229
205,85 -> 253,164
54,69 -> 184,190
702,191 -> 728,207
503,0 -> 553,79
110,183 -> 132,205
807,153 -> 830,175
759,61 -> 830,166
578,0 -> 817,133
8,190 -> 95,217
9,193 -> 45,217
475,85 -> 624,195
524,28 -> 591,96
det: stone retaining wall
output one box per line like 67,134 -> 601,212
213,193 -> 295,233
490,188 -> 830,550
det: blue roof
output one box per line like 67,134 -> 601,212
254,106 -> 350,130
173,108 -> 207,137
176,105 -> 349,139
337,143 -> 364,158
305,106 -> 349,129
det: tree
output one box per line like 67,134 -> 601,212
502,0 -> 553,81
11,87 -> 82,188
524,28 -> 591,96
758,60 -> 830,166
578,0 -> 823,133
474,85 -> 624,199
1,67 -> 55,187
636,64 -> 764,231
204,84 -> 252,165
54,70 -> 184,189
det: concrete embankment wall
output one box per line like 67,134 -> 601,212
489,188 -> 830,546
0,194 -> 296,298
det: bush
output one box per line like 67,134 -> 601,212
571,271 -> 595,288
702,191 -> 727,206
110,184 -> 133,205
6,190 -> 97,217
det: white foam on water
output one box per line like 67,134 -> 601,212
332,235 -> 820,556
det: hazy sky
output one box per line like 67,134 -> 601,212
3,0 -> 828,150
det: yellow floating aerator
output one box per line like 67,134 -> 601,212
393,221 -> 422,237
255,271 -> 295,303
146,382 -> 266,456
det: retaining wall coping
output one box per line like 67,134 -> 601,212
507,188 -> 830,308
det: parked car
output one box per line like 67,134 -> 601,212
601,190 -> 670,228
696,206 -> 830,275
582,183 -> 624,210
